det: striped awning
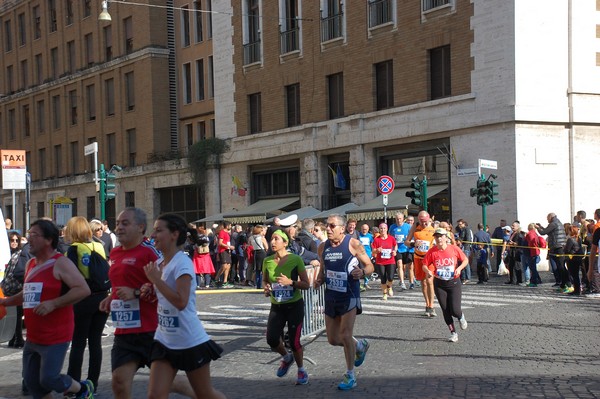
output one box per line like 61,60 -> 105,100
223,197 -> 299,224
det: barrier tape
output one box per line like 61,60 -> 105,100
460,240 -> 589,258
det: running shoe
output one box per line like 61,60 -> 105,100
382,293 -> 388,301
354,339 -> 370,367
75,380 -> 94,399
388,287 -> 394,297
562,286 -> 574,294
527,283 -> 537,287
337,373 -> 357,390
423,307 -> 431,317
276,354 -> 295,377
400,283 -> 407,290
459,313 -> 468,330
409,283 -> 415,290
429,308 -> 437,317
359,284 -> 366,292
296,369 -> 309,385
448,332 -> 459,343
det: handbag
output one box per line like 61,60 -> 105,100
1,252 -> 23,296
497,259 -> 509,276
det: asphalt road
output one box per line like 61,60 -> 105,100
1,271 -> 599,398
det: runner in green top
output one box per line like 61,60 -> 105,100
262,230 -> 311,385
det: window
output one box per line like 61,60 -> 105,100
107,133 -> 116,166
105,78 -> 115,116
206,0 -> 212,38
320,0 -> 344,42
35,54 -> 43,84
36,100 -> 45,134
52,95 -> 61,129
423,0 -> 450,11
158,186 -> 205,222
368,0 -> 392,28
49,0 -> 58,32
125,192 -> 135,208
285,83 -> 301,127
186,124 -> 194,146
86,85 -> 96,121
66,0 -> 74,25
6,65 -> 14,93
8,109 -> 16,140
50,47 -> 59,79
194,1 -> 203,42
70,141 -> 79,175
38,201 -> 46,218
210,119 -> 215,137
84,0 -> 92,18
104,26 -> 112,61
181,5 -> 191,47
124,17 -> 133,54
67,41 -> 76,73
69,90 -> 78,125
183,63 -> 192,104
208,56 -> 214,98
125,72 -> 135,111
20,60 -> 28,89
85,33 -> 93,66
87,137 -> 96,172
4,20 -> 12,52
71,198 -> 78,216
254,169 -> 300,199
86,196 -> 95,221
430,45 -> 451,100
248,93 -> 262,134
38,148 -> 46,179
22,105 -> 30,137
127,129 -> 136,167
18,13 -> 26,46
197,121 -> 206,140
280,0 -> 300,54
243,0 -> 261,64
375,60 -> 394,110
327,72 -> 344,119
196,59 -> 204,101
54,145 -> 62,177
33,6 -> 41,39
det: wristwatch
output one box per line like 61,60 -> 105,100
134,289 -> 141,299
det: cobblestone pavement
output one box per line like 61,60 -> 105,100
0,271 -> 599,398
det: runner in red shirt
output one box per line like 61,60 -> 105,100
372,223 -> 397,300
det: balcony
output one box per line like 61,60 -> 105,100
280,27 -> 299,54
368,0 -> 392,28
243,40 -> 261,65
320,12 -> 343,42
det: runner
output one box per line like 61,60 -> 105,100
423,227 -> 469,342
143,214 -> 225,399
262,230 -> 310,385
99,208 -> 195,399
390,212 -> 412,290
316,214 -> 374,390
372,223 -> 397,300
405,211 -> 436,317
0,219 -> 94,398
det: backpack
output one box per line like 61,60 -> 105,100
537,236 -> 547,249
67,244 -> 111,293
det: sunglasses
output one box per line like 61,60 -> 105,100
327,223 -> 343,229
10,238 -> 19,242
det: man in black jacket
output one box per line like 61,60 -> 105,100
296,218 -> 319,253
536,213 -> 572,292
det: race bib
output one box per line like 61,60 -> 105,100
157,303 -> 180,334
111,299 -> 141,329
381,248 -> 392,259
359,236 -> 371,246
22,282 -> 43,309
436,266 -> 455,280
395,234 -> 405,244
326,269 -> 348,293
416,240 -> 430,253
271,283 -> 293,303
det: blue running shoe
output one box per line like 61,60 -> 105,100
276,355 -> 294,377
338,373 -> 357,390
296,369 -> 309,385
75,380 -> 94,399
354,339 -> 370,367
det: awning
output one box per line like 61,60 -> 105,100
265,206 -> 321,224
193,213 -> 227,224
223,197 -> 299,224
312,203 -> 359,220
346,185 -> 447,221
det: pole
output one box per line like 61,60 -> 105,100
422,176 -> 428,212
99,163 -> 106,220
12,189 -> 16,232
25,172 -> 31,230
482,203 -> 487,230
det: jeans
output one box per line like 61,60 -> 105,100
549,248 -> 571,288
548,253 -> 561,284
566,256 -> 582,293
520,254 -> 531,282
67,292 -> 109,389
524,254 -> 542,284
23,341 -> 72,398
460,250 -> 471,281
238,256 -> 247,282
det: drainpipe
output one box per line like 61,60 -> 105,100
567,0 -> 575,217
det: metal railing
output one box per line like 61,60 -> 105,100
280,27 -> 299,54
423,0 -> 449,11
320,12 -> 343,42
368,0 -> 392,28
243,40 -> 261,65
301,284 -> 326,341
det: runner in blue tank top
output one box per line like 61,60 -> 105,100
316,214 -> 374,391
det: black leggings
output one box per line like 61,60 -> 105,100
266,299 -> 304,352
433,278 -> 463,327
375,263 -> 395,284
566,256 -> 582,294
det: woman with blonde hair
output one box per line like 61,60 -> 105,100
63,216 -> 108,393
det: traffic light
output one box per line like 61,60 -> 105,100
406,176 -> 422,206
486,179 -> 499,204
98,163 -> 121,220
476,179 -> 487,206
104,170 -> 117,200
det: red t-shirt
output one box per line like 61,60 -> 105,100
372,235 -> 397,265
24,253 -> 74,345
217,230 -> 231,254
525,230 -> 541,256
109,241 -> 161,335
423,245 -> 466,280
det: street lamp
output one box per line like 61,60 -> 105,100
99,0 -> 111,21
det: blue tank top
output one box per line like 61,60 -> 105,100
322,235 -> 360,300
390,223 -> 412,253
